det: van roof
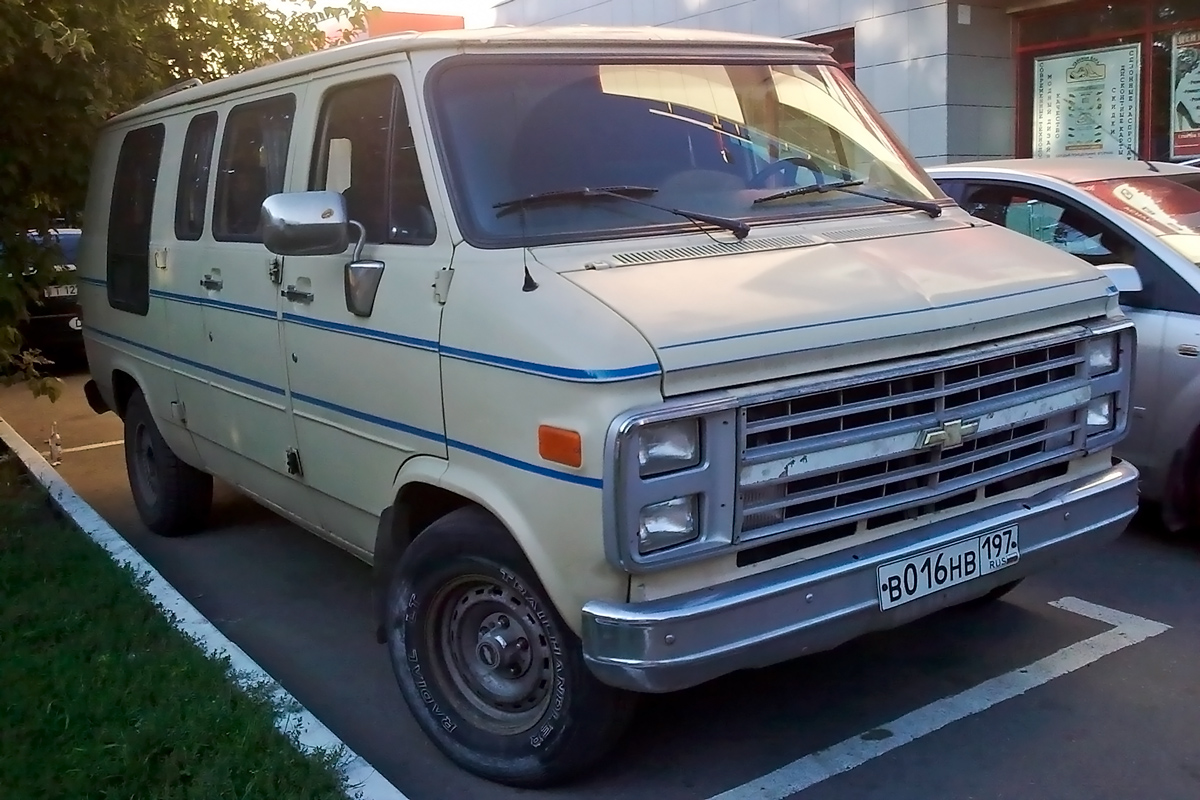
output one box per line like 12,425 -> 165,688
110,25 -> 831,125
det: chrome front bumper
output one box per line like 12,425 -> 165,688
581,460 -> 1138,693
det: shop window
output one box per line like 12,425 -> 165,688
1018,5 -> 1144,49
1016,0 -> 1200,161
1156,1 -> 1200,25
805,28 -> 855,81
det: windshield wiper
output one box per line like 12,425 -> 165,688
753,179 -> 942,218
494,186 -> 750,240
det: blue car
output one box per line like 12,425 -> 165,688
4,227 -> 84,357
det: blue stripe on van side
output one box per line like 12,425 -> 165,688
86,324 -> 600,488
440,345 -> 660,382
151,288 -> 277,320
85,276 -> 655,383
289,391 -> 445,444
281,312 -> 438,351
447,439 -> 604,488
88,326 -> 286,396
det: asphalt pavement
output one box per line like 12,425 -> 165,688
3,365 -> 1199,800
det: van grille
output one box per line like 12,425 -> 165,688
736,340 -> 1086,548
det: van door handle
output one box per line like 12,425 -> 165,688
200,275 -> 223,291
1179,344 -> 1200,357
281,286 -> 314,303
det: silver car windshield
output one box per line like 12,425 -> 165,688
430,58 -> 945,246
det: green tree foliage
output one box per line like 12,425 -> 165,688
0,0 -> 370,396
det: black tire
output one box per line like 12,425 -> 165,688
123,389 -> 212,536
384,506 -> 636,787
963,578 -> 1024,607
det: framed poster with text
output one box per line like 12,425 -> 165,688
1172,30 -> 1200,158
1032,44 -> 1141,159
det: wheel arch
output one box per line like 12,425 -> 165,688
111,368 -> 138,418
371,456 -> 607,644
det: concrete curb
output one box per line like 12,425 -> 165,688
0,416 -> 411,800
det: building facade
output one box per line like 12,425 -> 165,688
491,0 -> 1200,165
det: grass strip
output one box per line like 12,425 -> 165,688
0,457 -> 353,800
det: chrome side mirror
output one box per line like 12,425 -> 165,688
343,221 -> 385,318
1101,263 -> 1143,294
261,191 -> 351,256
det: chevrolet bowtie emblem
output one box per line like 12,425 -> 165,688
918,418 -> 979,450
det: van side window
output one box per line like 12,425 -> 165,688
310,77 -> 435,245
107,123 -> 165,315
214,94 -> 296,242
175,111 -> 218,241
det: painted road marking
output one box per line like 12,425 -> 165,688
0,418 -> 410,800
40,438 -> 123,457
708,596 -> 1171,800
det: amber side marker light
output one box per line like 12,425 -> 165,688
538,425 -> 583,468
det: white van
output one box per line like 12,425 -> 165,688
79,27 -> 1140,787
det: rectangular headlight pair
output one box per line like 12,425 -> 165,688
1084,334 -> 1120,437
610,401 -> 739,570
634,419 -> 703,553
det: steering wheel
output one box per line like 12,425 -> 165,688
749,155 -> 825,190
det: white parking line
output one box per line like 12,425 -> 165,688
0,418 -> 410,800
708,597 -> 1171,800
40,439 -> 124,457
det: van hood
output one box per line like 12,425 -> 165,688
551,213 -> 1116,396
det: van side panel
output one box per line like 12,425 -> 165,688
160,109 -> 222,471
437,254 -> 664,630
81,120 -> 193,465
275,60 -> 451,555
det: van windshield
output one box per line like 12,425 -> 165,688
431,58 -> 945,247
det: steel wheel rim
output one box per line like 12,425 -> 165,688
426,574 -> 556,736
133,422 -> 160,506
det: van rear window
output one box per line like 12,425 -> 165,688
107,123 -> 165,315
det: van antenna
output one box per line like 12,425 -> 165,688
518,205 -> 539,292
139,78 -> 203,106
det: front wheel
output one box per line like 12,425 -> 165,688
385,507 -> 636,787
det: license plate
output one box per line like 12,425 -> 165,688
43,284 -> 77,298
877,526 -> 1019,610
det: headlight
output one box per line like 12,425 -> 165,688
1087,394 -> 1115,435
638,496 -> 699,553
1084,335 -> 1117,377
637,419 -> 700,477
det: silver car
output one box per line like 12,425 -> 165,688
928,158 -> 1200,530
